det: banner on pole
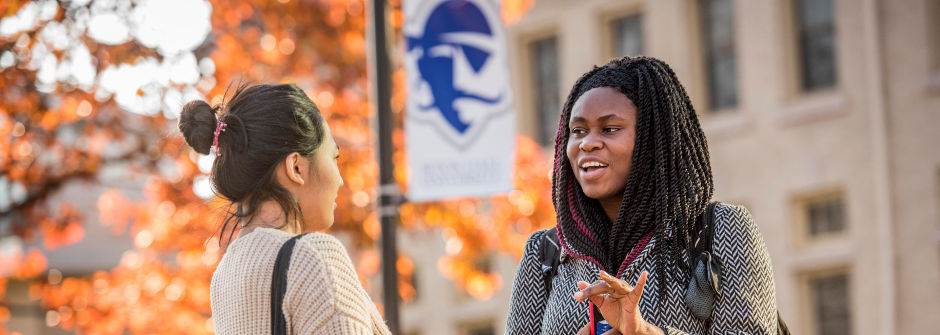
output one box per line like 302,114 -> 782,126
402,0 -> 515,202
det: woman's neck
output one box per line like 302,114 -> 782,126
237,200 -> 289,237
599,197 -> 621,223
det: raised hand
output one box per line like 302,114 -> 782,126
573,271 -> 664,335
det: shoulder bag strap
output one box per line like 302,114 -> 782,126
271,233 -> 309,335
539,227 -> 561,296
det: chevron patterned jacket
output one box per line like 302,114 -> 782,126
506,203 -> 779,335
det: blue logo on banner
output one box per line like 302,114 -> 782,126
406,0 -> 505,135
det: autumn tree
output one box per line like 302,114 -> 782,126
0,0 -> 540,333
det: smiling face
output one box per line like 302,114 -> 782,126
566,87 -> 638,206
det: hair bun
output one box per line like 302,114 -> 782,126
178,100 -> 217,155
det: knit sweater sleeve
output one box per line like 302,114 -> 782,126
505,229 -> 551,335
284,233 -> 392,335
662,205 -> 779,335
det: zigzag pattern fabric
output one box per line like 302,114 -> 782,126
506,203 -> 779,335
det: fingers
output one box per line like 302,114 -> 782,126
575,281 -> 597,304
630,271 -> 649,300
599,271 -> 632,297
574,271 -> 650,302
577,281 -> 590,290
573,280 -> 611,302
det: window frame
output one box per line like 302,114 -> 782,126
609,13 -> 644,58
459,320 -> 497,335
526,34 -> 562,148
598,2 -> 645,61
806,195 -> 846,237
699,0 -> 740,112
799,267 -> 854,335
792,188 -> 850,247
794,0 -> 838,92
926,0 -> 940,93
931,0 -> 940,72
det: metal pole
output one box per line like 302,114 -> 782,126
366,0 -> 400,333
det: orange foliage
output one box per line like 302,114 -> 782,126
502,0 -> 536,24
1,0 -> 540,333
39,204 -> 85,250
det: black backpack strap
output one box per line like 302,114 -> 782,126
688,203 -> 792,335
271,233 -> 309,335
777,311 -> 791,335
685,202 -> 722,321
689,202 -> 719,264
538,227 -> 561,296
701,202 -> 718,253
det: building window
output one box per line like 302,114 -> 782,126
809,272 -> 852,335
612,14 -> 643,57
806,196 -> 845,237
795,0 -> 837,91
700,0 -> 738,110
530,36 -> 560,146
464,323 -> 495,335
929,0 -> 940,71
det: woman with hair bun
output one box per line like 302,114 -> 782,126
178,83 -> 391,334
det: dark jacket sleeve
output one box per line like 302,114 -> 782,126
664,205 -> 779,335
505,229 -> 551,335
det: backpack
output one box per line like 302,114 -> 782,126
538,203 -> 791,334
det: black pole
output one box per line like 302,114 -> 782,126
366,0 -> 400,334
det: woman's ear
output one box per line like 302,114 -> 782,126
283,152 -> 307,186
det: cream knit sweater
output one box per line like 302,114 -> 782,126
210,228 -> 391,334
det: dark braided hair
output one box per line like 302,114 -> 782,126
551,56 -> 714,303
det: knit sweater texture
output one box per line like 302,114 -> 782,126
210,228 -> 391,334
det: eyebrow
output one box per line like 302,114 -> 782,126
570,114 -> 625,123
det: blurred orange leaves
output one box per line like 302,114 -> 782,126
97,190 -> 136,234
2,0 -> 539,333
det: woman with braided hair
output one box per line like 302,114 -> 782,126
506,57 -> 780,334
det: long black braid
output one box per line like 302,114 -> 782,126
551,56 -> 714,306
